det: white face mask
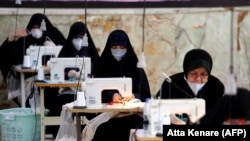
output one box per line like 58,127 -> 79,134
111,48 -> 127,61
72,38 -> 83,51
31,28 -> 43,39
186,80 -> 206,95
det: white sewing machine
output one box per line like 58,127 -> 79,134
83,77 -> 132,108
147,98 -> 205,135
26,45 -> 62,69
48,57 -> 91,83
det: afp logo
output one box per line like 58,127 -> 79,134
221,125 -> 250,140
223,129 -> 245,137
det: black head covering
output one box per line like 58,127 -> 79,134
94,29 -> 138,77
183,49 -> 213,77
67,22 -> 88,41
109,31 -> 128,48
26,13 -> 53,31
58,22 -> 99,73
25,13 -> 66,45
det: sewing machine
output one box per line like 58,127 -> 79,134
26,45 -> 62,69
48,57 -> 91,83
147,98 -> 205,135
83,77 -> 133,108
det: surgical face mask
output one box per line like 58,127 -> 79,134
186,80 -> 206,95
111,48 -> 127,61
72,38 -> 83,51
31,28 -> 43,39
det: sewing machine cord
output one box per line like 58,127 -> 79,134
73,0 -> 88,108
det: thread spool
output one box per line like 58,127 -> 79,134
37,67 -> 44,80
77,91 -> 86,107
74,91 -> 86,109
22,55 -> 31,68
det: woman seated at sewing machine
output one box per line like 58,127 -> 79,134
47,21 -> 100,137
87,29 -> 151,141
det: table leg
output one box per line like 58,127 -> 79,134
40,88 -> 45,141
20,72 -> 26,108
76,113 -> 81,141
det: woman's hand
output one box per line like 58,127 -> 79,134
112,93 -> 123,103
122,94 -> 135,102
8,28 -> 28,42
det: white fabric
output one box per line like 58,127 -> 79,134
62,102 -> 142,141
129,130 -> 136,141
81,112 -> 119,141
55,108 -> 77,141
62,101 -> 76,109
81,112 -> 138,141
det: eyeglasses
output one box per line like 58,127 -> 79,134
188,72 -> 208,79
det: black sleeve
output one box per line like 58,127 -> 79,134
155,80 -> 171,99
0,38 -> 24,81
47,28 -> 66,46
133,68 -> 151,102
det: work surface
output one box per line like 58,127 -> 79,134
66,103 -> 144,113
35,81 -> 81,87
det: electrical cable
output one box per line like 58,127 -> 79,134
11,0 -> 21,107
43,0 -> 46,18
14,0 -> 26,69
14,1 -> 19,46
41,0 -> 47,66
137,0 -> 146,95
31,0 -> 47,140
14,0 -> 40,139
136,0 -> 146,69
133,0 -> 146,138
74,0 -> 88,108
224,7 -> 237,96
40,0 -> 47,32
141,0 -> 146,53
227,7 -> 235,123
230,7 -> 234,75
84,0 -> 87,34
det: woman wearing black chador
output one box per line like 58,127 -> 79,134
156,48 -> 226,124
90,29 -> 151,141
0,13 -> 66,81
